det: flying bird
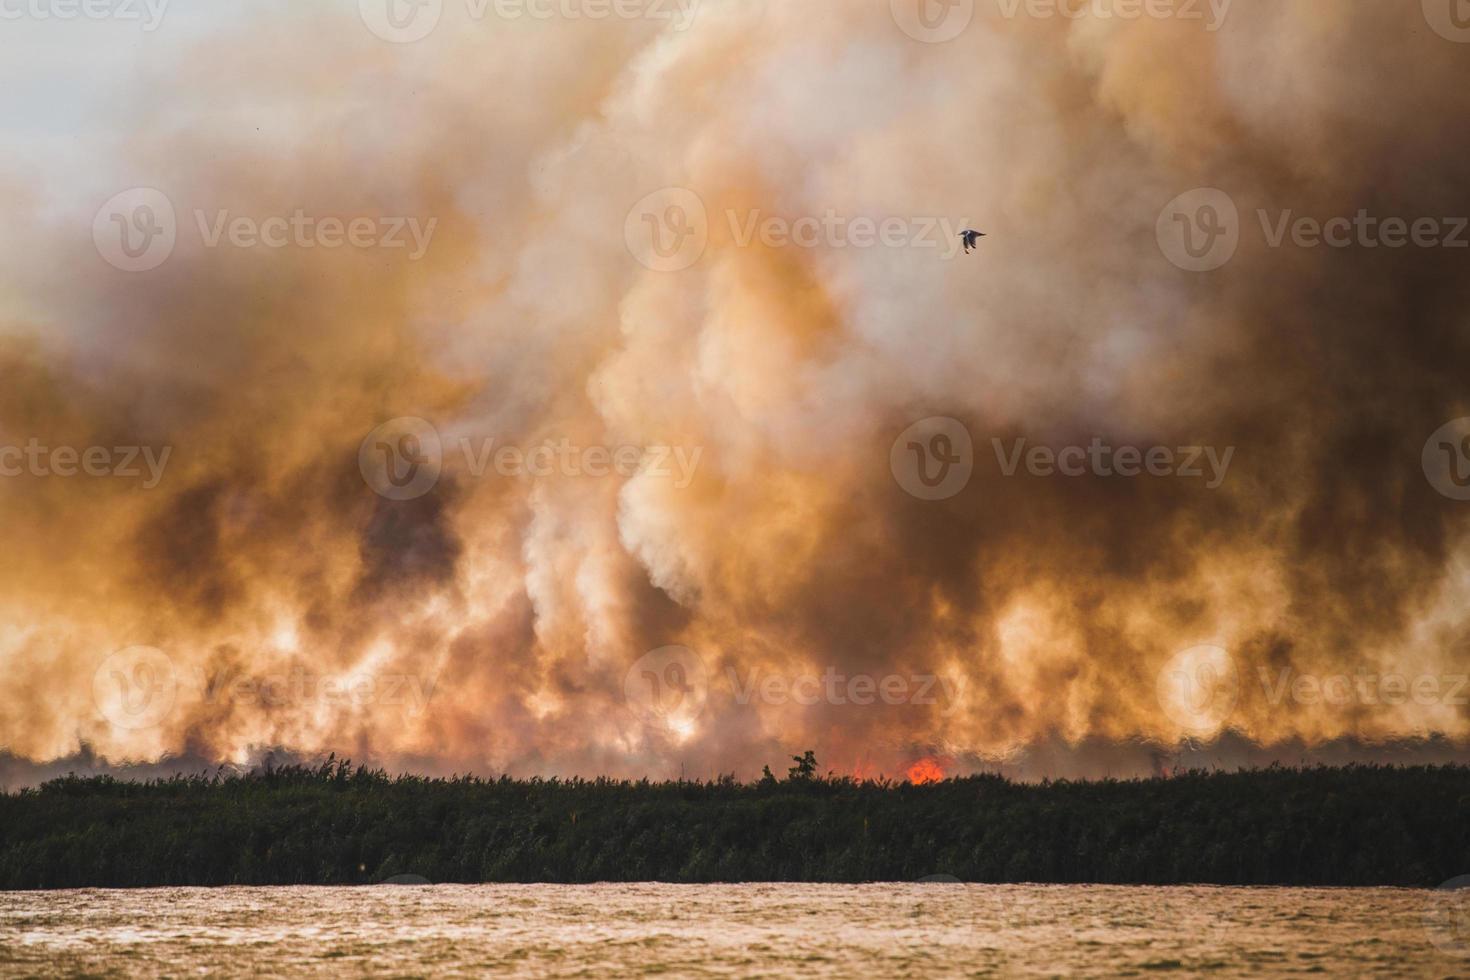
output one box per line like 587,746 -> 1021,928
960,229 -> 986,254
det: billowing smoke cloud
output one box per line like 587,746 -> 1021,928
1,0 -> 1468,784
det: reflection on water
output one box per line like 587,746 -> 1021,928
1,883 -> 1464,977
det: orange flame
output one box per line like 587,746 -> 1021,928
906,758 -> 945,785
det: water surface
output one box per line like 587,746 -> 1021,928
2,883 -> 1465,977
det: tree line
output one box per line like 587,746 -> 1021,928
1,756 -> 1465,889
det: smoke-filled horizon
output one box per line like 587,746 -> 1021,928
1,0 -> 1469,786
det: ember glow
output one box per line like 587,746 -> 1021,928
905,759 -> 946,786
1,0 -> 1469,785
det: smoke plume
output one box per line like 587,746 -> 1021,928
2,0 -> 1468,784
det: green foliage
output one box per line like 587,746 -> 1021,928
0,758 -> 1466,889
787,751 -> 819,782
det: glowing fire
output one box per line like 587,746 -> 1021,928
906,758 -> 946,785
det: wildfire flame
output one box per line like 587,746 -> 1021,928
906,758 -> 946,785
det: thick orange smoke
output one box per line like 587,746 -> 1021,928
1,0 -> 1469,785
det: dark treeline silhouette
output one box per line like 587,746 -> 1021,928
1,757 -> 1466,889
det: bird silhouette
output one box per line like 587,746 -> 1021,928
960,230 -> 986,254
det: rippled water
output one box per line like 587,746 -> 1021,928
2,883 -> 1466,977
